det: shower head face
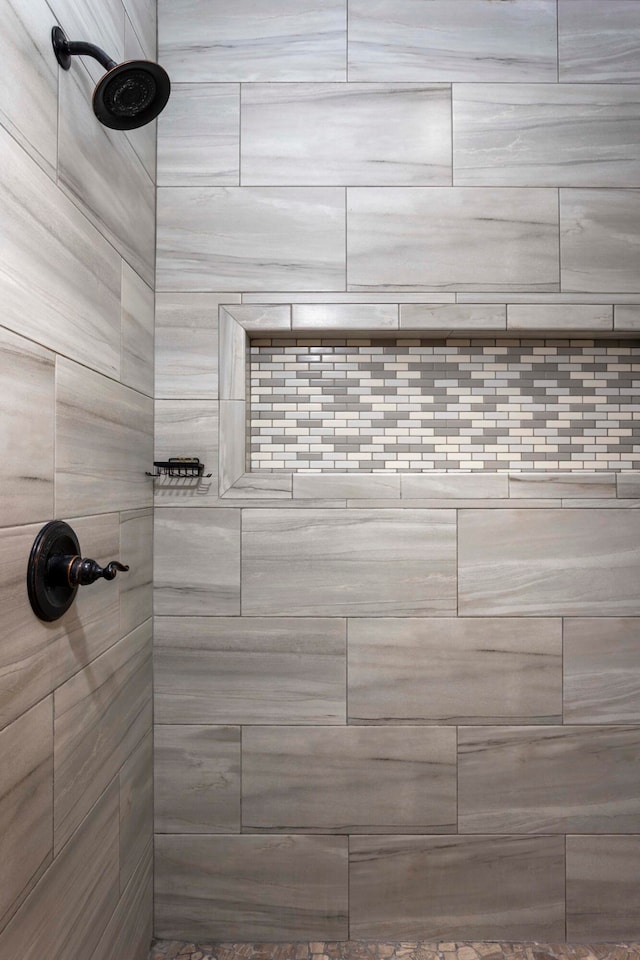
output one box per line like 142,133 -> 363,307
93,60 -> 170,130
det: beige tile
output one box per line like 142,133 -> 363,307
119,511 -> 153,636
157,186 -> 345,291
559,0 -> 640,82
154,400 -> 220,507
292,304 -> 399,330
54,621 -> 152,852
561,189 -> 640,292
55,357 -> 153,517
400,303 -> 506,330
402,473 -> 508,499
350,834 -> 565,940
509,472 -> 616,499
154,725 -> 241,833
155,834 -> 348,940
0,780 -> 119,960
154,616 -> 345,724
91,841 -> 152,960
349,618 -> 562,724
154,508 -> 240,615
119,730 -> 152,893
158,83 -> 239,186
0,327 -> 54,527
242,725 -> 456,833
564,618 -> 640,723
567,835 -> 640,941
458,508 -> 640,616
242,83 -> 451,186
121,263 -> 154,397
293,474 -> 401,500
459,725 -> 640,833
242,509 -> 457,616
0,699 -> 52,931
507,303 -> 613,331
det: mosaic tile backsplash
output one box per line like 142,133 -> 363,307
250,338 -> 640,471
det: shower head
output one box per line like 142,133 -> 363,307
51,25 -> 170,130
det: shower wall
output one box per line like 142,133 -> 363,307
0,2 -> 155,958
154,0 -> 640,944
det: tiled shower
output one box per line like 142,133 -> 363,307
1,2 -> 640,959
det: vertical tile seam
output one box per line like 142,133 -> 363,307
238,84 -> 242,187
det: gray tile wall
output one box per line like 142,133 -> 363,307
0,2 -> 154,958
155,0 -> 640,944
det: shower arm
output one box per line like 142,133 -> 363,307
52,26 -> 117,72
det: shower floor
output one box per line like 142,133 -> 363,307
149,941 -> 640,960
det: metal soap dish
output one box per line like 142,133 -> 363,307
146,457 -> 212,479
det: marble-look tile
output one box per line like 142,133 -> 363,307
222,473 -> 292,500
219,309 -> 247,400
561,189 -> 640,292
0,514 -> 121,732
293,474 -> 401,500
54,621 -> 152,852
123,0 -> 157,58
348,0 -> 558,82
402,474 -> 508,499
458,509 -> 640,616
458,725 -> 640,833
618,473 -> 640,498
158,84 -> 239,186
0,0 -> 58,176
564,618 -> 640,723
567,835 -> 640,941
559,0 -> 640,82
158,0 -> 346,82
292,304 -> 399,330
225,304 -> 292,331
154,725 -> 241,833
243,292 -> 457,303
48,0 -> 124,83
0,699 -> 52,932
121,262 -> 154,397
242,83 -> 451,186
507,304 -> 613,331
400,304 -> 506,330
219,401 -> 247,494
615,305 -> 640,332
348,188 -> 559,291
349,835 -> 565,940
119,730 -> 152,893
454,84 -> 640,187
348,618 -> 562,724
155,834 -> 348,940
0,122 -> 121,377
242,726 -> 456,833
154,616 -> 345,724
156,293 -> 238,399
0,780 -> 119,960
460,291 -> 640,304
119,511 -> 153,636
91,842 -> 152,960
157,187 -> 345,291
58,61 -> 155,286
242,509 -> 457,616
154,401 -> 219,507
123,15 -> 157,183
0,327 -> 54,527
154,508 -> 240,615
55,357 -> 153,516
509,473 -> 616,499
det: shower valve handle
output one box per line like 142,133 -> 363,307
65,557 -> 129,586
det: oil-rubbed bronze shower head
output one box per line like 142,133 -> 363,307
52,25 -> 170,130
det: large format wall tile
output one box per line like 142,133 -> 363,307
123,17 -> 157,183
0,122 -> 121,378
154,400 -> 219,507
157,187 -> 345,291
0,781 -> 119,960
458,509 -> 640,616
242,509 -> 456,616
348,618 -> 562,724
158,84 -> 240,186
349,834 -> 565,940
91,842 -> 152,960
566,835 -> 640,941
242,726 -> 456,833
347,188 -> 560,291
55,358 -> 153,517
458,725 -> 640,833
559,0 -> 640,82
154,725 -> 240,833
154,509 -> 240,615
158,0 -> 346,81
119,731 -> 153,894
564,618 -> 640,723
561,189 -> 640,292
121,263 -> 154,397
120,511 -> 153,636
453,84 -> 640,187
242,83 -> 451,186
48,0 -> 124,83
155,834 -> 348,940
124,0 -> 157,59
0,699 -> 52,932
54,621 -> 152,852
348,0 -> 558,82
154,616 -> 345,724
0,327 -> 54,527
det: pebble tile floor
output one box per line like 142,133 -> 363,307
149,942 -> 640,960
